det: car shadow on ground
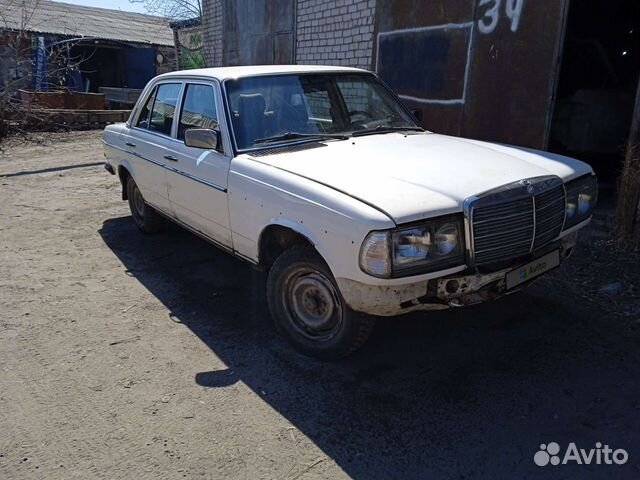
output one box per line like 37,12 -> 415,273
99,216 -> 639,479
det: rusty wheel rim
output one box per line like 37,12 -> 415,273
283,269 -> 343,341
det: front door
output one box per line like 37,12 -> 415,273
164,81 -> 233,248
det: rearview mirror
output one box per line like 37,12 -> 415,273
184,128 -> 222,152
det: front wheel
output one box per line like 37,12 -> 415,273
267,246 -> 375,360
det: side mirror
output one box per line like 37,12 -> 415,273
184,128 -> 222,152
411,108 -> 423,123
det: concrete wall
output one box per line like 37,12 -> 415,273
295,0 -> 375,68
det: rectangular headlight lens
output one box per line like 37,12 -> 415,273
393,226 -> 431,267
392,216 -> 465,276
564,174 -> 598,230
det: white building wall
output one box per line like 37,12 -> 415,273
201,0 -> 224,67
295,0 -> 376,69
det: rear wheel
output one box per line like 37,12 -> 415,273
126,176 -> 164,234
267,245 -> 375,360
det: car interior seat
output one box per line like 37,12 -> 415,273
237,93 -> 267,147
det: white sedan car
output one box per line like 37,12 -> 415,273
103,65 -> 597,359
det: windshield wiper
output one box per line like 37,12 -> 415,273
351,125 -> 425,137
254,132 -> 350,145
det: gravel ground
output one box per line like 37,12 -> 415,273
0,131 -> 639,479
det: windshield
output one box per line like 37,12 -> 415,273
224,73 -> 420,151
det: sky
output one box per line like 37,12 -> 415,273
50,0 -> 148,14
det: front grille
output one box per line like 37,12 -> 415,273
533,183 -> 566,248
469,177 -> 565,268
473,197 -> 534,265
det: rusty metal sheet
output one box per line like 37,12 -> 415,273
377,25 -> 471,102
413,103 -> 464,137
461,0 -> 569,148
374,0 -> 476,135
376,0 -> 474,28
274,32 -> 293,65
374,0 -> 569,147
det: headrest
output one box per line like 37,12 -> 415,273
238,93 -> 266,117
289,103 -> 309,122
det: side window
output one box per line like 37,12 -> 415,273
337,80 -> 381,118
178,84 -> 219,140
148,83 -> 182,136
335,78 -> 411,126
135,87 -> 156,129
305,89 -> 332,122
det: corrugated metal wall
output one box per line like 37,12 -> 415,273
374,0 -> 569,149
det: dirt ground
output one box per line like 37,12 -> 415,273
1,131 -> 639,479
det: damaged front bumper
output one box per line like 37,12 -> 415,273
337,232 -> 577,317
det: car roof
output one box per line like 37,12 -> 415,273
155,64 -> 370,82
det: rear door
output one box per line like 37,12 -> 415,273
163,81 -> 233,248
121,83 -> 181,213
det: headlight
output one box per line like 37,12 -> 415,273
359,216 -> 465,278
393,226 -> 431,267
359,231 -> 391,278
435,223 -> 459,255
564,174 -> 598,230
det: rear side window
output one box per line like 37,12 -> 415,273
178,84 -> 218,140
135,87 -> 156,129
148,83 -> 182,136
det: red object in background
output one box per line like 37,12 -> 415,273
19,90 -> 107,110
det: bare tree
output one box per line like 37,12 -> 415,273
0,0 -> 42,92
130,0 -> 202,20
615,78 -> 640,244
129,0 -> 204,70
0,0 -> 89,140
0,0 -> 42,140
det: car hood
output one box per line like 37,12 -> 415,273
243,132 -> 593,224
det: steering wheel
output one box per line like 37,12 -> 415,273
348,110 -> 373,119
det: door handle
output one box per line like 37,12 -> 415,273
164,155 -> 179,162
125,142 -> 136,147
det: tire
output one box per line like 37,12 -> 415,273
126,176 -> 165,234
267,245 -> 375,360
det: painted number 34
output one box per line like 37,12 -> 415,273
478,0 -> 524,34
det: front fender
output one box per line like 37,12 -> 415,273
228,157 -> 395,280
260,217 -> 321,248
256,217 -> 339,269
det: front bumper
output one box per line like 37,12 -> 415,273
336,232 -> 578,317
